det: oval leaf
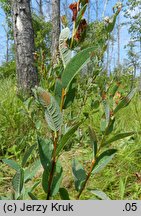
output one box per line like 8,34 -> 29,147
56,122 -> 82,157
2,159 -> 21,171
12,169 -> 24,194
50,161 -> 63,197
90,190 -> 111,200
38,137 -> 53,170
72,159 -> 87,192
59,188 -> 70,200
22,144 -> 36,167
59,27 -> 72,68
88,126 -> 97,159
36,87 -> 63,132
114,88 -> 136,114
61,46 -> 97,89
28,192 -> 38,200
102,131 -> 135,146
92,149 -> 117,175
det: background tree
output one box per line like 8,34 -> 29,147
51,0 -> 60,65
125,0 -> 141,91
10,0 -> 38,94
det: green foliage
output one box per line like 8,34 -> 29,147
88,126 -> 97,159
59,27 -> 72,68
113,88 -> 136,114
22,144 -> 36,167
0,78 -> 37,158
32,14 -> 52,57
59,188 -> 70,200
2,157 -> 41,200
36,87 -> 63,132
38,137 -> 53,170
1,1 -> 140,201
2,159 -> 21,171
90,190 -> 111,200
12,168 -> 24,195
61,46 -> 97,89
50,161 -> 63,197
56,122 -> 82,157
72,159 -> 87,192
92,149 -> 117,175
0,61 -> 16,79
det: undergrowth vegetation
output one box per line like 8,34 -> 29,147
0,1 -> 141,200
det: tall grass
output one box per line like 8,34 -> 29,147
0,78 -> 141,199
0,78 -> 36,159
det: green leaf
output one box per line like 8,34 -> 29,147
56,122 -> 82,156
59,27 -> 72,68
119,177 -> 127,199
88,126 -> 97,159
42,169 -> 50,193
38,137 -> 53,170
23,97 -> 34,110
61,46 -> 96,89
103,100 -> 110,126
109,82 -> 120,97
100,117 -> 106,132
30,181 -> 40,192
102,131 -> 135,146
22,144 -> 36,167
63,78 -> 76,109
105,117 -> 115,135
12,169 -> 24,194
28,192 -> 38,200
72,159 -> 87,192
0,196 -> 9,200
92,149 -> 117,174
76,4 -> 87,28
35,120 -> 42,130
2,159 -> 21,171
91,99 -> 100,109
114,88 -> 136,114
59,188 -> 70,200
24,160 -> 41,182
90,190 -> 111,200
54,78 -> 63,105
36,87 -> 63,132
105,12 -> 119,33
50,161 -> 63,197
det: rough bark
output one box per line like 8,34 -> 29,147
11,0 -> 38,94
51,0 -> 60,65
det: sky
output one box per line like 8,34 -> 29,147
0,0 -> 137,69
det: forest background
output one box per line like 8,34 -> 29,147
0,0 -> 141,200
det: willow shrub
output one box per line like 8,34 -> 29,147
1,1 -> 138,200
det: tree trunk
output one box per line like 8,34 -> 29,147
39,0 -> 43,16
3,25 -> 9,62
96,0 -> 98,20
117,14 -> 120,67
102,0 -> 108,18
35,0 -> 44,17
11,0 -> 38,94
51,0 -> 60,66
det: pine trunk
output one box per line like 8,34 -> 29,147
11,0 -> 38,94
